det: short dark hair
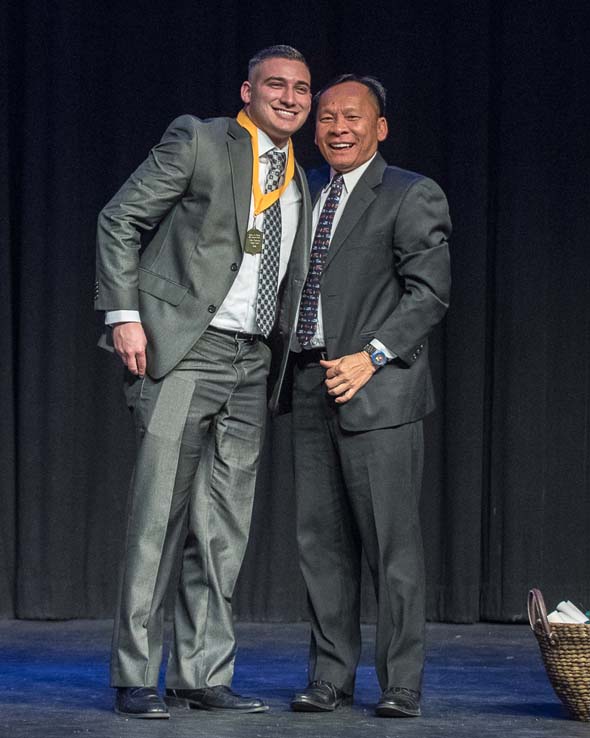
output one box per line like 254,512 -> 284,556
248,45 -> 309,79
314,74 -> 387,116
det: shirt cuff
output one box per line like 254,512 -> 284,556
370,338 -> 396,361
105,310 -> 141,325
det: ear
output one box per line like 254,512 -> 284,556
377,117 -> 388,142
240,80 -> 251,106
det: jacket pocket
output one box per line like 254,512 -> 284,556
138,268 -> 189,305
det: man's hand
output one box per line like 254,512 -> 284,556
112,322 -> 148,376
320,351 -> 377,404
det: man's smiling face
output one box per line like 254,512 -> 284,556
315,81 -> 388,173
241,57 -> 311,147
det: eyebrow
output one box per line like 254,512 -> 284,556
263,76 -> 311,88
318,105 -> 362,115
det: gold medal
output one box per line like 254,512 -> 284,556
236,110 -> 295,216
244,228 -> 263,255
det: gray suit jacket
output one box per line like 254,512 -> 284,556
273,152 -> 451,430
95,115 -> 312,380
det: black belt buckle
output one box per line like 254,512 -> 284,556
294,348 -> 327,368
237,332 -> 258,344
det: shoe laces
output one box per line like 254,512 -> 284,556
385,687 -> 419,698
310,679 -> 338,696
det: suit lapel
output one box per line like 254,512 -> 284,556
293,162 -> 312,279
227,120 -> 253,251
324,154 -> 386,269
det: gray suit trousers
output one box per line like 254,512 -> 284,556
292,363 -> 426,695
110,329 -> 270,688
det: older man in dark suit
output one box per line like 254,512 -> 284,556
95,45 -> 312,719
287,75 -> 451,718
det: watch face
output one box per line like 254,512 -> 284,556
372,351 -> 387,366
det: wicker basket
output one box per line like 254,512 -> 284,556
528,588 -> 590,721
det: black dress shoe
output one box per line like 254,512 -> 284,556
115,687 -> 170,719
165,686 -> 268,713
291,680 -> 353,712
375,687 -> 421,717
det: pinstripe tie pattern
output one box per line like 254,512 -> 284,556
255,149 -> 286,337
296,174 -> 344,348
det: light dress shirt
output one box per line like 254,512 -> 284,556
299,153 -> 395,359
105,126 -> 300,334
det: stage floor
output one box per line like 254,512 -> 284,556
0,619 -> 587,737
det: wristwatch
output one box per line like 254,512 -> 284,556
362,343 -> 388,368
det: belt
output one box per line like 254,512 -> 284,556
293,348 -> 327,368
207,325 -> 262,343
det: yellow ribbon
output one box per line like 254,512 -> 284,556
237,109 -> 295,216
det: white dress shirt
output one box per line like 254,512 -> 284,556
301,154 -> 394,359
105,127 -> 300,333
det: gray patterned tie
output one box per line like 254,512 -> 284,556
256,149 -> 286,337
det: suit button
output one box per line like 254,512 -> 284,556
208,305 -> 216,313
230,263 -> 238,272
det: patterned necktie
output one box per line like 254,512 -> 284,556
256,149 -> 286,337
296,174 -> 344,348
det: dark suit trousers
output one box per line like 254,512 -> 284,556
292,362 -> 426,695
110,329 -> 270,688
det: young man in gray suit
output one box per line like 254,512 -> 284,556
287,75 -> 451,718
95,45 -> 312,719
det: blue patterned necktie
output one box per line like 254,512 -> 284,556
255,149 -> 286,337
296,174 -> 344,348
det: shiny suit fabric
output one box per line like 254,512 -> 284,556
95,115 -> 311,688
289,154 -> 451,694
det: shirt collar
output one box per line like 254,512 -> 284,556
327,152 -> 378,194
258,128 -> 290,158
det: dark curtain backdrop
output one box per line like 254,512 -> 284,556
2,0 -> 589,623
